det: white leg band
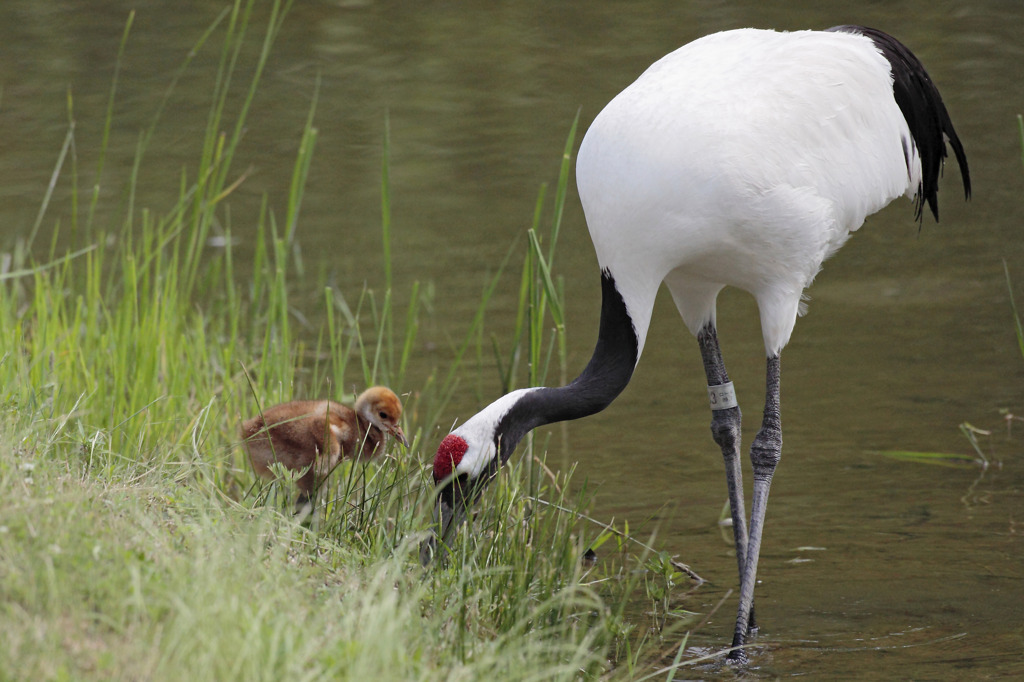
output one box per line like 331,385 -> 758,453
708,381 -> 738,410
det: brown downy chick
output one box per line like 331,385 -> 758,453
241,386 -> 408,501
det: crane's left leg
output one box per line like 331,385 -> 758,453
728,353 -> 781,662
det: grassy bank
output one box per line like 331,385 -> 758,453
0,2 -> 698,679
0,441 -> 618,680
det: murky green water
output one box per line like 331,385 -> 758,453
3,0 -> 1022,676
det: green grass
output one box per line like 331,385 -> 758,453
0,440 -> 618,680
0,2 -> 702,679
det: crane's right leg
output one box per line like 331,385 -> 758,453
696,324 -> 755,634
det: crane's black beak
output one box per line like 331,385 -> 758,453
419,474 -> 471,565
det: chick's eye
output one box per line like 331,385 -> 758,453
379,411 -> 388,420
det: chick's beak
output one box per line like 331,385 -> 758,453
389,424 -> 409,448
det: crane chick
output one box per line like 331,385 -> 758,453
242,386 -> 408,502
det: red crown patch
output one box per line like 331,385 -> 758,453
433,434 -> 468,482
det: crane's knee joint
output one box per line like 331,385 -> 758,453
749,426 -> 781,476
709,406 -> 741,448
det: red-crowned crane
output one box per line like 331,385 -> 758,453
422,25 -> 970,661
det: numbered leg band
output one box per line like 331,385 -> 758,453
707,381 -> 737,410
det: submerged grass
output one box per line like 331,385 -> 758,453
0,2 -> 700,679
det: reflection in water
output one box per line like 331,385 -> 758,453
2,0 -> 1022,676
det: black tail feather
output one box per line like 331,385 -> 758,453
828,25 -> 971,222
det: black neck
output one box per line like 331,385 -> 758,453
494,270 -> 639,462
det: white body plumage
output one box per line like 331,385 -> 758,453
577,28 -> 920,356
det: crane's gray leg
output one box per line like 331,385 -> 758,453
696,325 -> 756,633
728,354 -> 781,662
